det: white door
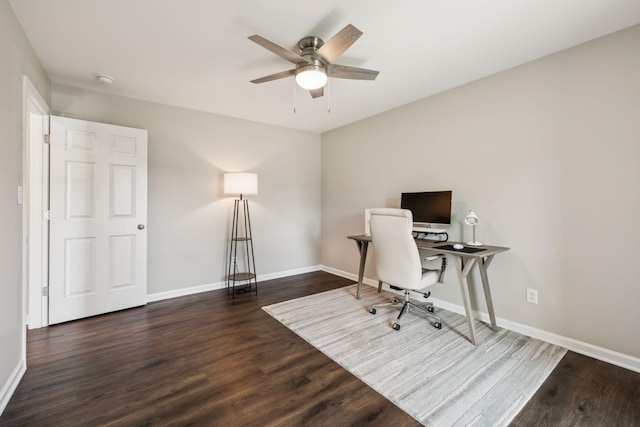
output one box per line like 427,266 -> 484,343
49,116 -> 148,324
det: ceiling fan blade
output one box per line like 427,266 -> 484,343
316,24 -> 363,64
309,87 -> 324,98
327,64 -> 379,80
248,35 -> 309,65
250,69 -> 296,84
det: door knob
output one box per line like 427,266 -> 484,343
138,224 -> 145,230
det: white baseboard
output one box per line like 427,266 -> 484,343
0,358 -> 26,416
257,265 -> 322,282
146,265 -> 322,303
321,265 -> 360,282
321,265 -> 640,374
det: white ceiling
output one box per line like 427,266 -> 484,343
9,0 -> 640,133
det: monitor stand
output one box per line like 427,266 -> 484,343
413,225 -> 447,234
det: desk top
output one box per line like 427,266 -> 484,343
347,235 -> 510,258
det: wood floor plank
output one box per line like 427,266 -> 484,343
510,350 -> 640,426
1,271 -> 637,426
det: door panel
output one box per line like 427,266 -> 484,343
109,234 -> 136,289
66,161 -> 96,218
49,116 -> 147,324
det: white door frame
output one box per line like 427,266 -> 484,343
22,76 -> 50,329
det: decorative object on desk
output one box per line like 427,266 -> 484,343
224,172 -> 258,297
465,208 -> 482,246
263,285 -> 567,427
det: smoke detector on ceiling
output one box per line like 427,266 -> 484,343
96,74 -> 114,84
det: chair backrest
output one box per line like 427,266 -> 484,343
369,208 -> 422,290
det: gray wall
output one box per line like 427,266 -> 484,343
0,0 -> 49,409
51,85 -> 322,295
321,25 -> 640,358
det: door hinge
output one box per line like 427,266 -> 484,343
43,210 -> 51,220
42,286 -> 48,297
43,134 -> 50,144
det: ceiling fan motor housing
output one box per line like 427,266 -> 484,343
298,37 -> 324,55
298,37 -> 327,68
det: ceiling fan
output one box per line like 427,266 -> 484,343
249,24 -> 379,98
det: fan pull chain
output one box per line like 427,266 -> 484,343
293,78 -> 297,114
326,79 -> 331,113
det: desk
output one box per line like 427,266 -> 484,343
347,235 -> 509,345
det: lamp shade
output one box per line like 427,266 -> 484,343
224,173 -> 258,196
464,209 -> 478,225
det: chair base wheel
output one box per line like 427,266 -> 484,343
434,322 -> 442,329
392,323 -> 401,331
427,305 -> 435,313
369,308 -> 376,315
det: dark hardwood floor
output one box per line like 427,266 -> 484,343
1,271 -> 638,426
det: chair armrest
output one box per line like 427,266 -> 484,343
421,253 -> 447,283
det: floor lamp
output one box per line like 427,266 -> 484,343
224,173 -> 258,297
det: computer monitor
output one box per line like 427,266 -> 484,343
400,191 -> 452,226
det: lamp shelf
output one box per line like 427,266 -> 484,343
228,272 -> 256,281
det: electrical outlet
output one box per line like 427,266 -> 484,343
526,288 -> 539,304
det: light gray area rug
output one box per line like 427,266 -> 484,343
263,285 -> 567,426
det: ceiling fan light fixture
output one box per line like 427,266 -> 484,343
295,65 -> 327,90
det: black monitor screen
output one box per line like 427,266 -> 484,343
400,191 -> 452,225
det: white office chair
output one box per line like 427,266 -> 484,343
368,208 -> 446,331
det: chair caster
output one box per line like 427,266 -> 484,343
434,322 -> 442,329
422,291 -> 431,299
369,308 -> 377,315
392,323 -> 401,331
427,305 -> 435,313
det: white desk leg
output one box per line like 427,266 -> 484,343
455,256 -> 478,345
479,255 -> 498,331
